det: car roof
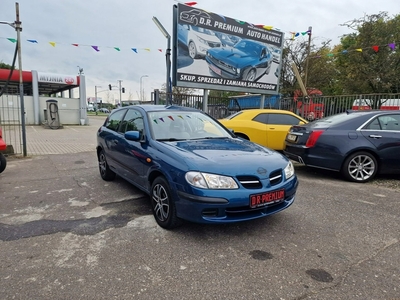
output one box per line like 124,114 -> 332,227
346,109 -> 400,116
113,104 -> 202,113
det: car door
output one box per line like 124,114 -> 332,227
115,109 -> 146,186
265,113 -> 306,150
361,114 -> 400,172
102,109 -> 127,174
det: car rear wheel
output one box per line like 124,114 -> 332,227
151,176 -> 182,229
98,149 -> 116,181
188,41 -> 198,59
342,151 -> 378,183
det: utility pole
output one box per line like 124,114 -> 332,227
15,3 -> 27,157
117,80 -> 123,106
304,26 -> 312,91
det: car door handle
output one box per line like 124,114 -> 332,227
369,135 -> 382,139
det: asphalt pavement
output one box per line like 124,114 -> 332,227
0,116 -> 399,300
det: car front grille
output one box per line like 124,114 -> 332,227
207,55 -> 236,74
236,169 -> 283,189
236,175 -> 262,189
207,41 -> 221,48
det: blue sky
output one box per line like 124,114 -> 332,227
0,0 -> 397,102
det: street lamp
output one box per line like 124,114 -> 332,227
140,75 -> 148,101
152,16 -> 171,105
94,85 -> 101,107
117,80 -> 123,106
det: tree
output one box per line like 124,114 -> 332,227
0,61 -> 13,69
280,38 -> 338,96
336,12 -> 400,96
161,83 -> 197,95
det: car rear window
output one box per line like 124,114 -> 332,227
312,112 -> 362,126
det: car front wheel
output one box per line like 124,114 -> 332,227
151,176 -> 182,229
98,149 -> 116,181
244,69 -> 256,81
342,151 -> 378,183
188,41 -> 198,59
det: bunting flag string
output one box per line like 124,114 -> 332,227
308,42 -> 397,59
0,37 -> 165,53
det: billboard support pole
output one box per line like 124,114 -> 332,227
152,16 -> 172,105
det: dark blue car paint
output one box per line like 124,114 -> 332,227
205,39 -> 273,81
97,105 -> 298,224
284,110 -> 400,175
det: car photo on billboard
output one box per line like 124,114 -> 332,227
173,3 -> 284,94
205,39 -> 274,82
178,24 -> 221,59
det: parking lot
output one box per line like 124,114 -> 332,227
0,117 -> 399,299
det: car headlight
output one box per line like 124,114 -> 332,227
284,161 -> 295,179
185,171 -> 238,189
197,36 -> 207,45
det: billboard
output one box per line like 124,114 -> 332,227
172,3 -> 284,95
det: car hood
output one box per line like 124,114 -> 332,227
157,138 -> 289,177
208,48 -> 255,67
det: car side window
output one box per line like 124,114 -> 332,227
105,109 -> 126,132
252,113 -> 269,124
381,115 -> 400,131
119,109 -> 144,134
364,117 -> 382,130
267,113 -> 303,125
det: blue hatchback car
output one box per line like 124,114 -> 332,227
96,105 -> 298,229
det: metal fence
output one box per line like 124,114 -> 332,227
0,90 -> 22,155
153,92 -> 400,120
2,90 -> 400,156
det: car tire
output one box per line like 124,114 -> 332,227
244,69 -> 256,81
341,151 -> 378,183
151,176 -> 182,229
98,149 -> 116,181
0,153 -> 6,173
188,41 -> 198,59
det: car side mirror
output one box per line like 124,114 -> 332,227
125,131 -> 141,141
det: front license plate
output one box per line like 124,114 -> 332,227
209,64 -> 222,75
287,134 -> 297,142
250,189 -> 285,208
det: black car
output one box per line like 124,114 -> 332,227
284,110 -> 400,183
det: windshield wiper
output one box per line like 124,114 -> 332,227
156,138 -> 186,141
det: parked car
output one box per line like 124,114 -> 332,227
96,105 -> 298,229
218,109 -> 307,151
177,24 -> 221,59
214,32 -> 239,48
284,110 -> 400,183
98,108 -> 110,113
205,39 -> 273,82
0,127 -> 7,173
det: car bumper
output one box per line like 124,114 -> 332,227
173,176 -> 298,224
205,57 -> 241,80
284,145 -> 342,171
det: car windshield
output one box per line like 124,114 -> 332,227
224,111 -> 243,120
234,40 -> 261,56
148,110 -> 232,140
